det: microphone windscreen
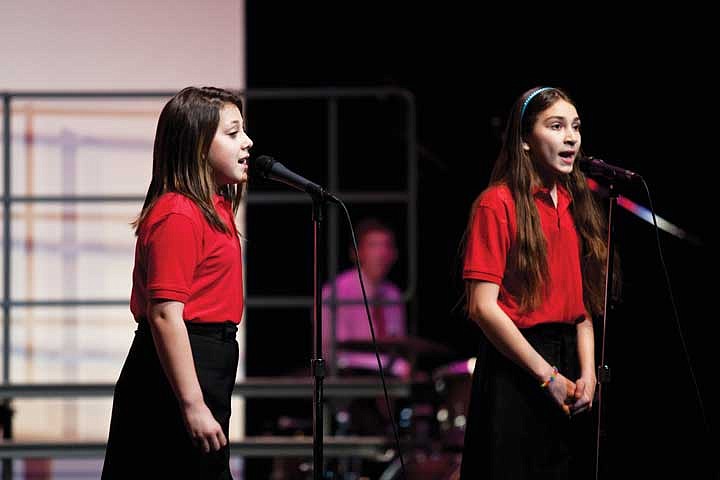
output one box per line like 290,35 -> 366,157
252,155 -> 275,178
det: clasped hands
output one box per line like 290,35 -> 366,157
546,372 -> 595,417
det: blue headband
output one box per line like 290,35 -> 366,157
520,87 -> 554,121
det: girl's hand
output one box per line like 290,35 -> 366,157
183,401 -> 228,453
569,374 -> 597,416
546,371 -> 576,416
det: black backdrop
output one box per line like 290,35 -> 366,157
244,4 -> 718,478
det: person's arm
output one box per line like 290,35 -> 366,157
570,315 -> 596,415
467,280 -> 575,414
148,300 -> 227,453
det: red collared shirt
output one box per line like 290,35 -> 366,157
130,192 -> 244,324
463,183 -> 586,327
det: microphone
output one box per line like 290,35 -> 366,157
252,155 -> 339,203
578,156 -> 641,182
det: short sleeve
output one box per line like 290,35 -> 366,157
145,213 -> 201,303
463,203 -> 510,284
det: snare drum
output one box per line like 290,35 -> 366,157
432,357 -> 475,449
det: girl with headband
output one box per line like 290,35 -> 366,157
459,86 -> 606,479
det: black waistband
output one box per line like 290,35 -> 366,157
136,319 -> 238,342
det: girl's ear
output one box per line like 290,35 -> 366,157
522,142 -> 530,152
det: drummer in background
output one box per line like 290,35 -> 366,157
273,220 -> 408,479
322,217 -> 409,379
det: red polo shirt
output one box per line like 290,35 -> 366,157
463,183 -> 586,328
130,192 -> 244,324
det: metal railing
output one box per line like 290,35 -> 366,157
0,88 -> 417,470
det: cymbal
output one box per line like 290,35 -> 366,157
337,336 -> 454,356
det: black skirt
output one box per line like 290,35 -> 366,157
459,322 -> 595,480
102,320 -> 239,480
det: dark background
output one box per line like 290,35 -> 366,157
244,4 -> 718,478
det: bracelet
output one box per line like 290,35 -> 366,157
540,366 -> 558,388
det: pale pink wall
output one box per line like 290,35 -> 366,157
0,0 -> 245,90
0,0 -> 248,448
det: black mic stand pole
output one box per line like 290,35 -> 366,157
595,182 -> 617,480
311,195 -> 326,480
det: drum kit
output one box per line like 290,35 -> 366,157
272,336 -> 473,479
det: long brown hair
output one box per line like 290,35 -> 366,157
472,87 -> 608,315
133,86 -> 245,235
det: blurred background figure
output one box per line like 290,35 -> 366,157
322,217 -> 408,380
320,218 -> 408,478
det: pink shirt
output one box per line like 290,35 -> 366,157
322,269 -> 406,374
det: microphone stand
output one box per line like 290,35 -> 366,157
311,195 -> 326,480
251,155 -> 338,478
595,182 -> 617,480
